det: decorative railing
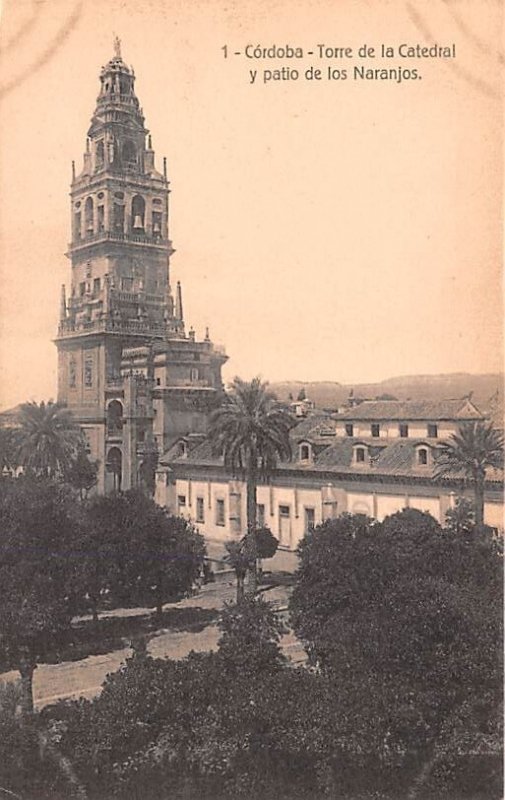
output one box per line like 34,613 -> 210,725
112,289 -> 166,305
165,379 -> 214,389
70,231 -> 170,249
57,317 -> 166,337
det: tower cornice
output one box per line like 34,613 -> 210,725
70,173 -> 168,195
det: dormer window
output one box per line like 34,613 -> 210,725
417,447 -> 428,466
177,441 -> 187,458
354,446 -> 366,464
299,442 -> 312,462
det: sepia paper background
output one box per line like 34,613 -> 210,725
0,0 -> 502,411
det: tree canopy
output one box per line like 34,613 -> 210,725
290,510 -> 503,795
16,401 -> 85,478
0,477 -> 82,712
78,490 -> 205,617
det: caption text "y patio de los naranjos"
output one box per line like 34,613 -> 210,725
221,42 -> 457,85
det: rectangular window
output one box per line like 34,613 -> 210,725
196,497 -> 205,523
304,507 -> 315,534
84,357 -> 93,387
190,368 -> 199,383
399,423 -> 409,438
257,503 -> 265,528
97,205 -> 105,231
356,447 -> 366,463
177,495 -> 186,513
371,423 -> 380,438
93,277 -> 100,295
279,505 -> 290,518
79,281 -> 86,297
345,423 -> 354,437
216,498 -> 225,526
427,423 -> 438,438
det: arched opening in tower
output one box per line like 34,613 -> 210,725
122,139 -> 137,170
131,194 -> 146,232
106,446 -> 122,493
84,196 -> 94,235
106,399 -> 124,435
95,140 -> 105,171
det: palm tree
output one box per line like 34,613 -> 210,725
0,427 -> 19,475
17,400 -> 84,478
434,421 -> 504,529
209,377 -> 294,596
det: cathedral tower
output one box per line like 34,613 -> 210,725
56,40 -> 227,493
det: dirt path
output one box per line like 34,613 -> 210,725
0,580 -> 306,708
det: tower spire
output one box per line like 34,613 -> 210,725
59,284 -> 67,322
175,281 -> 184,323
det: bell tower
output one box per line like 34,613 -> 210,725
56,42 -> 227,493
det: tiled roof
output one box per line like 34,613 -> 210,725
161,433 -> 503,485
160,437 -> 221,467
337,399 -> 483,421
290,412 -> 337,440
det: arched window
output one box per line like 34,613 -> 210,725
122,139 -> 137,168
152,211 -> 162,236
84,196 -> 94,234
95,140 -> 105,170
107,400 -> 123,435
131,195 -> 145,231
352,500 -> 371,515
106,447 -> 122,492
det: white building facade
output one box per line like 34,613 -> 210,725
155,399 -> 504,562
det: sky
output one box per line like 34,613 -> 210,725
0,0 -> 502,410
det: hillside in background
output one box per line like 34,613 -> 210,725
271,373 -> 503,418
1,374 -> 502,425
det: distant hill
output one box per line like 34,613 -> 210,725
271,373 -> 503,419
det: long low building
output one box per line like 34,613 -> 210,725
155,398 -> 504,561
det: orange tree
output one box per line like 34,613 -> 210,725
290,509 -> 503,797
